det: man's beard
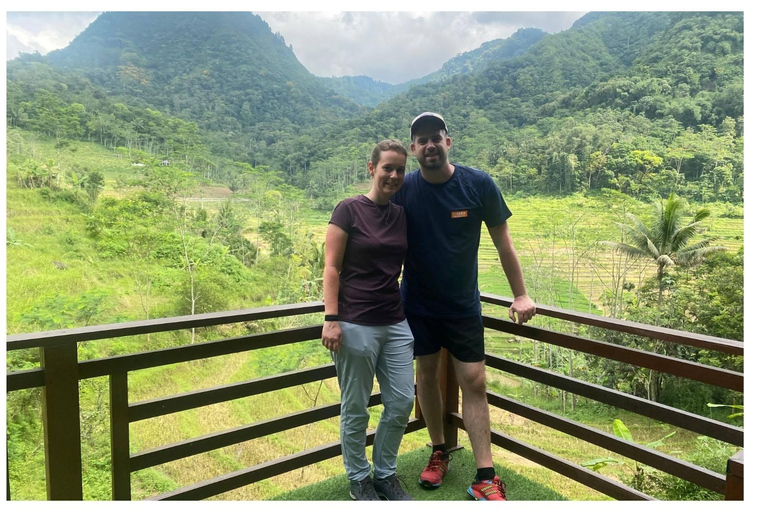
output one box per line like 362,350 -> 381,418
419,151 -> 444,171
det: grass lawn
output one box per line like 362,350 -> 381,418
270,443 -> 568,501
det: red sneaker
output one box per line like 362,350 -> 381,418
418,450 -> 450,488
468,476 -> 507,501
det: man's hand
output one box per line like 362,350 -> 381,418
322,321 -> 342,352
509,295 -> 536,324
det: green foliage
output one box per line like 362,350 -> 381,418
259,220 -> 293,257
706,403 -> 743,419
19,289 -> 110,330
581,456 -> 624,472
6,227 -> 30,248
635,436 -> 736,500
84,170 -> 105,202
603,193 -> 726,303
174,268 -> 246,315
317,75 -> 397,108
582,419 -> 679,497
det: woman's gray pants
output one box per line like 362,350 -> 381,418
333,319 -> 414,482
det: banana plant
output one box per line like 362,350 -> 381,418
581,419 -> 676,472
707,403 -> 743,419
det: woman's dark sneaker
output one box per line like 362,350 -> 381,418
373,474 -> 413,500
350,475 -> 381,500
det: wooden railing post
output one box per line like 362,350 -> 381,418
725,450 -> 744,500
441,349 -> 460,450
40,343 -> 83,500
110,371 -> 131,500
413,348 -> 459,450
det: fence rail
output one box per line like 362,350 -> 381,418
5,295 -> 744,501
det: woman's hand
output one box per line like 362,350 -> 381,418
322,321 -> 342,352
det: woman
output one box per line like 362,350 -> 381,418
322,139 -> 414,501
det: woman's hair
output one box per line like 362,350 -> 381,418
370,139 -> 408,168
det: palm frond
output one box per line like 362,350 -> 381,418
644,237 -> 661,259
671,222 -> 706,250
657,254 -> 675,269
691,208 -> 712,223
657,194 -> 686,251
676,245 -> 727,266
624,213 -> 652,238
599,241 -> 648,259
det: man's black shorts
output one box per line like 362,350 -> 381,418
406,312 -> 485,363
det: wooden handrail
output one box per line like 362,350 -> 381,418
148,418 -> 426,501
482,315 -> 743,391
5,297 -> 743,501
130,394 -> 384,472
480,293 -> 744,355
6,301 -> 324,350
485,354 -> 743,446
129,364 -> 336,422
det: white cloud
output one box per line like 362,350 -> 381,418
257,11 -> 586,84
6,33 -> 38,60
6,11 -> 101,57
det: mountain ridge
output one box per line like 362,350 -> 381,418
44,11 -> 363,133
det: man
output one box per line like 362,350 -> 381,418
391,112 -> 536,501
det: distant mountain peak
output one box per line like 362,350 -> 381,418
44,11 -> 362,133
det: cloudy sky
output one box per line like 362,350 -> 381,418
6,1 -> 755,83
257,11 -> 585,84
6,7 -> 589,84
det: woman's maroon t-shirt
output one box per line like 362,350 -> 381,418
329,195 -> 407,326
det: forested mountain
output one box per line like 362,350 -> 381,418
6,11 -> 743,207
277,11 -> 743,206
319,27 -> 547,107
317,75 -> 396,108
391,27 -> 547,93
39,12 -> 363,155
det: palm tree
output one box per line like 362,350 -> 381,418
604,193 -> 726,304
602,194 -> 726,403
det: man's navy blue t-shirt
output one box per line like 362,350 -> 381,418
391,165 -> 511,318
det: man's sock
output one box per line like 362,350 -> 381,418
474,467 -> 495,482
432,443 -> 447,455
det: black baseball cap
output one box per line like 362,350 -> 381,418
410,112 -> 448,139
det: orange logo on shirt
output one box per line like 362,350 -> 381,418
451,210 -> 469,219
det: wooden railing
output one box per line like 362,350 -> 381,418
5,294 -> 744,501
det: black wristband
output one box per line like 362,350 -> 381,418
324,314 -> 340,322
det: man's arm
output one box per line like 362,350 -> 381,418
487,220 -> 536,324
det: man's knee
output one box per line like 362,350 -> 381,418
455,361 -> 487,396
